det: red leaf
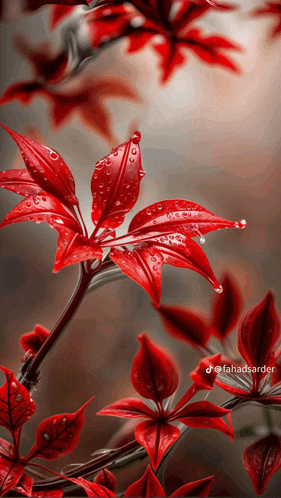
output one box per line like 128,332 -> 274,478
0,82 -> 43,106
14,474 -> 33,496
131,333 -> 179,403
242,434 -> 281,495
124,464 -> 164,497
0,459 -> 24,497
94,469 -> 116,493
1,124 -> 78,206
238,292 -> 280,389
20,324 -> 50,355
51,5 -> 77,29
86,4 -> 134,49
0,169 -> 44,197
69,477 -> 116,496
0,193 -> 82,234
153,38 -> 187,84
0,366 -> 36,435
53,227 -> 103,273
25,397 -> 94,461
170,475 -> 214,497
190,354 -> 222,390
104,199 -> 246,246
254,2 -> 281,38
174,401 -> 234,440
110,237 -> 222,306
210,273 -> 243,340
135,420 -> 180,470
91,131 -> 144,232
109,245 -> 162,307
97,398 -> 156,419
156,305 -> 210,348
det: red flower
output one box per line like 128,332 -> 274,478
0,365 -> 94,496
0,126 -> 245,306
253,1 -> 281,38
98,334 -> 234,469
86,0 -> 241,83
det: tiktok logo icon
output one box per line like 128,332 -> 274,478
206,365 -> 213,373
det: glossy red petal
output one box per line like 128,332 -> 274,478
238,292 -> 280,389
0,169 -> 45,197
156,305 -> 210,348
0,459 -> 24,497
0,367 -> 36,435
14,474 -> 33,497
131,333 -> 179,403
190,354 -> 222,390
97,398 -> 156,419
1,124 -> 78,206
0,193 -> 82,233
69,477 -> 116,497
53,227 -> 103,273
94,469 -> 116,493
210,273 -> 243,340
170,475 -> 214,497
242,434 -> 281,495
20,324 -> 50,354
104,199 -> 246,246
135,420 -> 180,470
25,397 -> 94,461
91,131 -> 144,232
170,384 -> 203,415
124,464 -> 164,497
109,245 -> 162,307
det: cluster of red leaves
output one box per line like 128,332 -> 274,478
0,0 -> 87,22
72,465 -> 214,497
0,126 -> 245,306
156,274 -> 281,494
0,365 -> 94,496
254,1 -> 281,38
98,333 -> 234,470
0,37 -> 141,144
85,0 -> 241,83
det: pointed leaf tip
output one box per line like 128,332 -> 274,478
132,333 -> 179,402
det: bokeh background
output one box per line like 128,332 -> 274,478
1,0 -> 281,495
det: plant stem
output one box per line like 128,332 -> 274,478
17,262 -> 92,391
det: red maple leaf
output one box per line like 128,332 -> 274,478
86,0 -> 241,83
254,1 -> 281,38
98,333 -> 234,469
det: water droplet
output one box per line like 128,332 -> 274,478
99,182 -> 104,188
113,150 -> 118,156
95,161 -> 104,170
62,417 -> 67,423
53,419 -> 57,425
43,433 -> 50,440
106,158 -> 111,166
139,170 -> 146,178
146,383 -> 152,389
26,201 -> 31,207
129,157 -> 134,162
132,131 -> 141,144
50,152 -> 58,160
12,382 -> 17,389
54,218 -> 64,224
215,285 -> 223,294
134,371 -> 139,378
200,236 -> 205,244
42,197 -> 47,202
146,209 -> 152,215
132,148 -> 137,155
236,219 -> 246,229
115,200 -> 121,206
